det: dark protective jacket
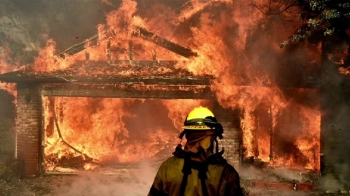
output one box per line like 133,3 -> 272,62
148,146 -> 243,196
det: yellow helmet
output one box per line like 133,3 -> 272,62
183,106 -> 215,130
179,106 -> 223,139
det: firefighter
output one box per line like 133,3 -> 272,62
148,106 -> 243,196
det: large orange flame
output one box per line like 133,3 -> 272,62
43,97 -> 210,171
42,0 -> 320,171
0,0 -> 321,171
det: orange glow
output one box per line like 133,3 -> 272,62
0,0 -> 322,171
41,0 -> 320,171
31,40 -> 73,72
0,57 -> 16,96
43,97 -> 209,170
0,44 -> 18,97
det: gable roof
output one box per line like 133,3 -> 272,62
0,25 -> 209,86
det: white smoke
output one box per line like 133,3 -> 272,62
47,160 -> 157,196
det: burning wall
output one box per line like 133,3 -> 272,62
1,65 -> 321,177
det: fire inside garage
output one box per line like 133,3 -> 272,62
0,0 -> 350,195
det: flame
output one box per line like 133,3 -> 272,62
31,40 -> 76,73
0,0 -> 322,171
43,0 -> 320,171
0,42 -> 19,97
43,97 -> 209,170
177,0 -> 233,25
0,57 -> 17,96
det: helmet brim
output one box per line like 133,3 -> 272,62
182,125 -> 212,130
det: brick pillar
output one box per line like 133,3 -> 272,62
212,102 -> 242,167
16,83 -> 42,178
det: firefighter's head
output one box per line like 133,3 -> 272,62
179,106 -> 223,154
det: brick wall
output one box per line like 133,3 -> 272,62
16,83 -> 42,178
213,103 -> 242,167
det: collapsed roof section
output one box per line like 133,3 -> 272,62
0,60 -> 212,85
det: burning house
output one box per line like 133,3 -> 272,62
1,0 -> 350,194
0,26 -> 322,192
0,25 -> 246,176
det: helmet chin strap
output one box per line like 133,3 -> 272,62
179,130 -> 186,139
213,137 -> 224,155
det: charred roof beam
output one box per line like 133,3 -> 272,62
58,26 -> 197,59
132,27 -> 197,58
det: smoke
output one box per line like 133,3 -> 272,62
320,101 -> 350,190
47,160 -> 156,196
0,0 -> 121,54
